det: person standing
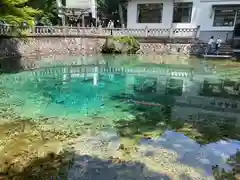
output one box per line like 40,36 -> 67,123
215,37 -> 222,55
107,20 -> 114,35
205,36 -> 214,55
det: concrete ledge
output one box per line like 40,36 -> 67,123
0,34 -> 197,43
0,36 -> 201,59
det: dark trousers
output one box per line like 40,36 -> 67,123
205,44 -> 212,55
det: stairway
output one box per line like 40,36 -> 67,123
218,44 -> 233,55
201,43 -> 233,56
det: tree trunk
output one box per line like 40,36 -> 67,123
170,0 -> 175,39
118,4 -> 125,28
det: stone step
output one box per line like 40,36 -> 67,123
203,45 -> 232,49
218,49 -> 233,52
219,47 -> 232,50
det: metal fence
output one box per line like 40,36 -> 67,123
0,25 -> 200,39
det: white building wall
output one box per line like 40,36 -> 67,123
127,0 -> 240,42
127,0 -> 200,29
198,0 -> 240,42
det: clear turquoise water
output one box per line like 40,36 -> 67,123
0,55 -> 240,178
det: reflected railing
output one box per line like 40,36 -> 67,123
27,65 -> 240,112
29,65 -> 192,78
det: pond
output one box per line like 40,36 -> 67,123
0,55 -> 239,179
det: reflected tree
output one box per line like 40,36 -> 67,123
177,115 -> 240,145
113,99 -> 184,159
112,82 -> 240,151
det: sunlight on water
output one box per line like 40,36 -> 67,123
0,55 -> 239,179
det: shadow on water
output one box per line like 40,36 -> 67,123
0,37 -> 22,73
1,151 -> 176,180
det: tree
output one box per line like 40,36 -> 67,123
0,0 -> 41,25
28,0 -> 60,25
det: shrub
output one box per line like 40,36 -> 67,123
113,36 -> 140,54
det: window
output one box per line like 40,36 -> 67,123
235,11 -> 240,37
213,9 -> 236,26
236,10 -> 240,24
173,2 -> 193,23
137,3 -> 163,23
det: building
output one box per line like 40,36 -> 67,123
127,0 -> 240,42
56,0 -> 97,26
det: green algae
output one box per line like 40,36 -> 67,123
0,118 -> 76,179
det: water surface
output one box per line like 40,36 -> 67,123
0,55 -> 239,179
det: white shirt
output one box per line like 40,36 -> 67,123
208,39 -> 214,45
216,39 -> 222,47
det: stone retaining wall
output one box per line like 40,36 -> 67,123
0,37 -> 201,59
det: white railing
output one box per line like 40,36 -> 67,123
0,25 -> 200,39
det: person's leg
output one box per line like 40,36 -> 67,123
205,44 -> 210,55
208,45 -> 212,54
215,45 -> 219,55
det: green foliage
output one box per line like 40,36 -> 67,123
0,0 -> 41,25
101,36 -> 140,54
114,36 -> 140,54
29,0 -> 60,25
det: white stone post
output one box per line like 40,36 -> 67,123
63,66 -> 70,84
82,15 -> 85,27
93,66 -> 99,86
145,26 -> 148,37
125,75 -> 135,94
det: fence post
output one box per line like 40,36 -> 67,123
169,28 -> 173,39
110,29 -> 112,35
30,26 -> 34,35
145,26 -> 148,37
77,23 -> 80,36
195,25 -> 200,39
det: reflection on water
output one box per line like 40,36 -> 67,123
0,56 -> 240,179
